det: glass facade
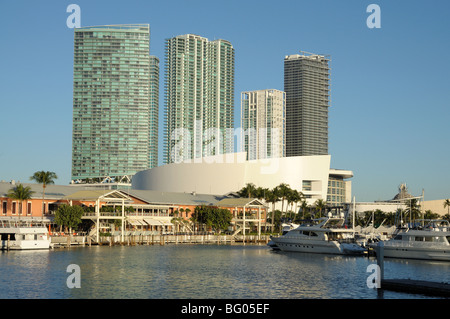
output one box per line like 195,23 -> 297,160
327,176 -> 346,206
164,34 -> 234,164
71,24 -> 158,181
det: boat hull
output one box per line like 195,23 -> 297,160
382,245 -> 450,261
0,226 -> 51,250
270,238 -> 364,255
2,240 -> 51,250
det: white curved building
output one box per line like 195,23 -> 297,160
132,153 -> 352,205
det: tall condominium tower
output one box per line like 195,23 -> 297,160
284,51 -> 330,157
149,55 -> 159,169
241,89 -> 286,160
71,24 -> 158,181
164,34 -> 234,164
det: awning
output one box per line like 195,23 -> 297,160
127,219 -> 142,226
143,219 -> 163,226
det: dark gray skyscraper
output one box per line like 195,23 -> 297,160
284,51 -> 330,157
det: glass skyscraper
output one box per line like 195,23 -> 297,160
71,24 -> 158,181
164,34 -> 234,164
284,51 -> 330,157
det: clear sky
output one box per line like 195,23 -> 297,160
0,0 -> 449,202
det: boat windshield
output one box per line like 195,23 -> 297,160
321,218 -> 345,229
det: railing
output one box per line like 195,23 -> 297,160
82,212 -> 169,218
0,219 -> 48,228
82,212 -> 124,217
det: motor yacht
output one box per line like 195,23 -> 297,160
0,218 -> 51,250
373,219 -> 450,261
269,216 -> 365,255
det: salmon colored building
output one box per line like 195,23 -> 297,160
0,181 -> 268,236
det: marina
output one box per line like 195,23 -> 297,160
0,244 -> 449,299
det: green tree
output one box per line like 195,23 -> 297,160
237,183 -> 257,198
404,198 -> 421,223
30,171 -> 58,219
299,199 -> 307,220
191,205 -> 233,234
7,184 -> 34,220
444,199 -> 450,216
275,183 -> 291,220
54,204 -> 84,234
424,210 -> 440,220
287,189 -> 303,220
314,199 -> 327,218
264,189 -> 279,233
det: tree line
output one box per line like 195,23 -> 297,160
236,182 -> 329,232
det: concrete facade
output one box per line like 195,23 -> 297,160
132,153 -> 344,205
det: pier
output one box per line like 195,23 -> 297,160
51,233 -> 271,247
381,279 -> 450,297
374,242 -> 450,297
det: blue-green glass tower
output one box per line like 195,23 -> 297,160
71,24 -> 158,181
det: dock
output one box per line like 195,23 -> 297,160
50,233 -> 271,248
373,242 -> 450,297
381,279 -> 450,297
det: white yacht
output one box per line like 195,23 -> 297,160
0,218 -> 51,250
374,219 -> 450,261
269,216 -> 366,255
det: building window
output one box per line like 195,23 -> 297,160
1,202 -> 6,215
27,202 -> 32,216
12,202 -> 17,215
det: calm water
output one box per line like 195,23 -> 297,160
0,244 -> 449,299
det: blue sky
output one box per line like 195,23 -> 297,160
0,0 -> 449,202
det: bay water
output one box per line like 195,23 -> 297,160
0,244 -> 449,299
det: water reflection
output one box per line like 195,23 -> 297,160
0,245 -> 447,299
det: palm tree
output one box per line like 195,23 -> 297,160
7,184 -> 34,221
444,199 -> 450,216
30,171 -> 58,219
314,199 -> 327,218
292,190 -> 304,221
237,183 -> 257,198
300,199 -> 309,219
264,189 -> 279,233
404,198 -> 421,223
286,189 -> 301,221
275,183 -> 291,220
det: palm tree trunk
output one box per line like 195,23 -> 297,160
42,185 -> 46,220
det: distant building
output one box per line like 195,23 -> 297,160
164,34 -> 235,164
71,24 -> 158,182
284,51 -> 330,157
241,89 -> 286,160
422,200 -> 449,216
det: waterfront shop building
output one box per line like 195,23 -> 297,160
0,181 -> 92,219
0,180 -> 268,241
